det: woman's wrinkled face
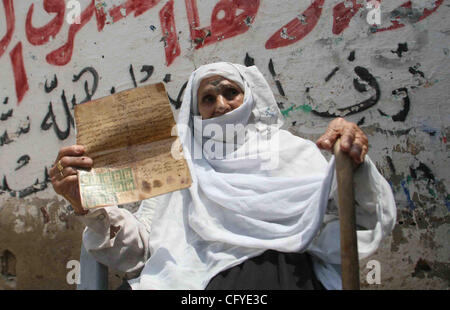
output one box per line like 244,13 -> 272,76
197,75 -> 244,119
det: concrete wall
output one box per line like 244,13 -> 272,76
0,0 -> 448,289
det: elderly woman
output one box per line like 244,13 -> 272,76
50,62 -> 396,290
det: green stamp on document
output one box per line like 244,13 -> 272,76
80,168 -> 135,191
80,168 -> 136,207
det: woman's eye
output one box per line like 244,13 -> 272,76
203,95 -> 215,104
225,88 -> 239,99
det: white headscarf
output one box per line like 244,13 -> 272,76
129,62 -> 337,289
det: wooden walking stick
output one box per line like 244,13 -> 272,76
333,139 -> 360,290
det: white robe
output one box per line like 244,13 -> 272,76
79,154 -> 396,290
78,63 -> 396,290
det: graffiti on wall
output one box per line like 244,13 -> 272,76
0,0 -> 443,104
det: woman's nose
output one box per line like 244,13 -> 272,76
215,95 -> 231,114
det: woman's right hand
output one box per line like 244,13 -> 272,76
50,145 -> 93,215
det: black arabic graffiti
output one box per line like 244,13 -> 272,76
163,74 -> 171,83
44,74 -> 58,93
377,88 -> 411,122
0,116 -> 30,147
168,81 -> 187,109
261,53 -> 383,119
0,63 -> 177,199
140,65 -> 154,83
257,50 -> 415,123
268,58 -> 286,97
38,67 -> 99,141
41,91 -> 74,140
129,64 -> 155,88
15,155 -> 30,171
72,67 -> 99,105
1,95 -> 12,121
0,167 -> 51,198
16,116 -> 30,135
1,109 -> 13,121
130,64 -> 138,88
311,66 -> 381,118
0,131 -> 12,146
245,52 -> 255,67
264,57 -> 287,111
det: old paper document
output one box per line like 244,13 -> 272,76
74,83 -> 192,210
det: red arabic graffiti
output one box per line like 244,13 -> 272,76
26,0 -> 66,46
101,0 -> 162,25
159,0 -> 180,66
185,0 -> 260,49
9,42 -> 29,105
0,0 -> 444,104
332,0 -> 366,35
0,0 -> 14,59
266,0 -> 324,49
373,0 -> 443,33
331,0 -> 443,35
265,0 -> 443,49
46,2 -> 95,66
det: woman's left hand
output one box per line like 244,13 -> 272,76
315,117 -> 368,165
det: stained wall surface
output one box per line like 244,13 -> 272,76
0,0 -> 448,289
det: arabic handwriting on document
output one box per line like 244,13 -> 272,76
74,83 -> 192,210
